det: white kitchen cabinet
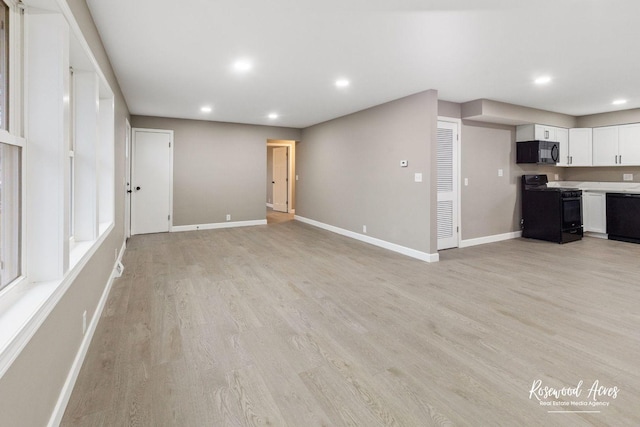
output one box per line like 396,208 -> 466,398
559,128 -> 592,166
582,192 -> 606,233
516,124 -> 567,142
618,123 -> 640,165
593,124 -> 640,166
555,128 -> 569,165
593,126 -> 620,166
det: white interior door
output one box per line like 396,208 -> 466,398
124,119 -> 132,238
437,120 -> 459,250
132,129 -> 173,235
272,146 -> 288,212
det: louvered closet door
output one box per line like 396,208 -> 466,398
437,121 -> 459,250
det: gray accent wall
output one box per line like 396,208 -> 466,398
0,1 -> 130,426
460,121 -> 520,240
297,90 -> 439,255
130,116 -> 301,225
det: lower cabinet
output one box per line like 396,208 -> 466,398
583,192 -> 606,233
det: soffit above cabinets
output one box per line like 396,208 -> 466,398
461,99 -> 577,128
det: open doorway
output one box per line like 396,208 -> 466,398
266,139 -> 296,224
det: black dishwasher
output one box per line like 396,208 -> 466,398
606,193 -> 640,244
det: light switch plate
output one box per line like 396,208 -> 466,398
464,178 -> 469,186
414,173 -> 423,182
623,173 -> 633,181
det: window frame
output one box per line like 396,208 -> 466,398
0,0 -> 24,295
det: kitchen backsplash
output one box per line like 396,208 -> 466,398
562,167 -> 640,183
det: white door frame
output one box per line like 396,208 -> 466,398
437,116 -> 462,249
124,118 -> 132,238
267,140 -> 296,213
131,127 -> 174,235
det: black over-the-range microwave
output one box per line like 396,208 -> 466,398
516,140 -> 559,165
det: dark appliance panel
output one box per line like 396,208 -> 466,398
562,194 -> 582,230
517,140 -> 560,165
606,193 -> 640,244
521,175 -> 583,244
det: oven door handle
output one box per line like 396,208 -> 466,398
562,197 -> 582,202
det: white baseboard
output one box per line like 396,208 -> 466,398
266,203 -> 273,208
48,238 -> 127,427
459,231 -> 522,248
172,219 -> 267,232
294,215 -> 439,262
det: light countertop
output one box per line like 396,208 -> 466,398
548,181 -> 640,193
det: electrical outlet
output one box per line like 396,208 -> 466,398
226,214 -> 231,221
498,169 -> 503,177
414,173 -> 423,182
82,310 -> 87,335
464,178 -> 469,186
363,225 -> 367,234
623,173 -> 633,181
296,175 -> 299,181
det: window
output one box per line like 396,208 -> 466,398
0,142 -> 20,289
0,1 -> 8,130
0,0 -> 19,290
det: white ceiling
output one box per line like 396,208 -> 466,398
86,0 -> 640,128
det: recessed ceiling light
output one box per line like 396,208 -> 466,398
268,113 -> 278,119
200,106 -> 212,113
233,59 -> 253,72
612,99 -> 628,105
335,79 -> 350,88
534,76 -> 552,85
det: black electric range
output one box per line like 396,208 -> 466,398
521,175 -> 583,243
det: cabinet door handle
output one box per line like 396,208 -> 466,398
545,130 -> 549,139
619,155 -> 622,164
570,156 -> 573,164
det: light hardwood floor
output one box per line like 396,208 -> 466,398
62,222 -> 640,426
266,208 -> 294,224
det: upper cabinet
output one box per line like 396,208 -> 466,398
593,124 -> 640,166
619,124 -> 640,165
516,124 -> 566,142
561,128 -> 592,167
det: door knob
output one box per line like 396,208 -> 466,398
272,181 -> 275,184
136,186 -> 141,191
